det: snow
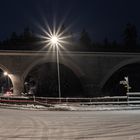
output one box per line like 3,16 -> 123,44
0,108 -> 140,139
53,104 -> 140,111
1,102 -> 140,111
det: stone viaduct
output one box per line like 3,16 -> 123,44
0,50 -> 140,96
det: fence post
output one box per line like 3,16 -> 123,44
127,93 -> 129,105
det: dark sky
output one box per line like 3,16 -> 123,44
0,0 -> 140,42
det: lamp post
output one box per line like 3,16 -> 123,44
3,71 -> 9,94
41,24 -> 69,102
50,36 -> 61,102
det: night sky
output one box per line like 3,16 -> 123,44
0,0 -> 140,42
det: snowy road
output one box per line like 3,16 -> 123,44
0,109 -> 140,139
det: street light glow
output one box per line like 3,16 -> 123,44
46,31 -> 64,49
50,35 -> 59,46
37,21 -> 72,102
37,21 -> 71,51
4,72 -> 8,76
40,24 -> 64,102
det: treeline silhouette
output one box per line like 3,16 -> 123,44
0,23 -> 140,52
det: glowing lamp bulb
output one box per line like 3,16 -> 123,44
50,36 -> 59,45
4,72 -> 8,76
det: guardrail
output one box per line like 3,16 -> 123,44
0,96 -> 128,105
127,92 -> 140,104
1,94 -> 140,106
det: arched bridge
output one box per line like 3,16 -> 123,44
0,50 -> 140,96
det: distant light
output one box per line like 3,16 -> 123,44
4,72 -> 8,76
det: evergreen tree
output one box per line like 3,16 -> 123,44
123,23 -> 137,51
79,29 -> 92,51
23,27 -> 32,39
111,40 -> 119,51
103,38 -> 110,51
11,32 -> 18,41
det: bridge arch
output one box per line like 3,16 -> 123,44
0,64 -> 14,93
23,57 -> 85,81
22,57 -> 86,97
100,58 -> 140,91
0,64 -> 11,74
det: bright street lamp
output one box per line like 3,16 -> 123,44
3,71 -> 10,94
50,35 -> 61,102
4,71 -> 8,76
50,36 -> 59,45
39,22 -> 70,101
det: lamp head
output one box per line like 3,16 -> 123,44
50,35 -> 59,46
4,72 -> 8,76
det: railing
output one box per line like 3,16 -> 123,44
1,94 -> 140,106
0,96 -> 128,105
127,92 -> 140,104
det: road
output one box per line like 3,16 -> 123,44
0,109 -> 140,140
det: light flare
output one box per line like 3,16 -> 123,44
37,20 -> 72,51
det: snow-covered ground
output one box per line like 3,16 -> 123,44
0,108 -> 140,139
1,102 -> 140,111
53,103 -> 140,111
